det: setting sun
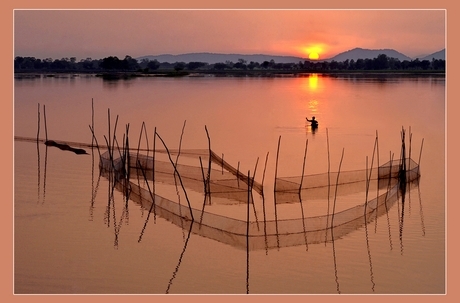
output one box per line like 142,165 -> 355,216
302,45 -> 324,61
308,52 -> 319,60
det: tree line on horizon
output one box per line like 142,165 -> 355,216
14,54 -> 446,73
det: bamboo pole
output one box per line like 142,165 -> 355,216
364,133 -> 378,214
37,103 -> 40,142
330,148 -> 345,230
274,135 -> 281,192
261,152 -> 269,253
107,109 -> 111,154
409,127 -> 412,172
175,120 -> 187,166
91,98 -> 94,147
418,138 -> 424,175
37,105 -> 41,204
136,121 -> 146,162
156,132 -> 194,221
205,126 -> 212,205
112,115 -> 119,160
325,128 -> 331,245
374,130 -> 380,233
273,136 -> 281,249
88,125 -> 102,158
299,138 -> 309,194
261,152 -> 269,189
43,104 -> 48,141
237,161 -> 240,188
384,151 -> 395,250
199,156 -> 208,225
251,157 -> 260,230
125,124 -> 131,199
246,169 -> 251,294
152,127 -> 156,209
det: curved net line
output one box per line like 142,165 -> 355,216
100,150 -> 420,250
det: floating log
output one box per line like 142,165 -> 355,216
44,140 -> 88,155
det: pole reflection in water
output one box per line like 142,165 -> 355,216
165,219 -> 194,294
330,147 -> 345,294
331,226 -> 341,294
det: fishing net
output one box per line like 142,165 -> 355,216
99,149 -> 420,251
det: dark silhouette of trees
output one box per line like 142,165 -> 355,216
14,53 -> 446,74
173,62 -> 186,72
233,59 -> 247,70
213,62 -> 228,70
431,58 -> 445,70
147,59 -> 160,70
374,54 -> 389,70
186,61 -> 207,70
99,55 -> 140,71
99,56 -> 119,70
247,61 -> 259,70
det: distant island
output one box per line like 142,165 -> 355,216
14,48 -> 445,79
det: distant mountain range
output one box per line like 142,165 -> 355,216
136,48 -> 445,64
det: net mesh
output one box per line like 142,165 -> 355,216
99,149 -> 420,251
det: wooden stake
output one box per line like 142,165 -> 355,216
91,98 -> 94,147
261,152 -> 269,189
88,125 -> 102,159
43,104 -> 48,141
325,128 -> 331,245
274,135 -> 281,192
246,169 -> 251,294
156,132 -> 194,221
136,121 -> 146,162
330,148 -> 345,230
299,138 -> 309,193
199,156 -> 208,225
273,136 -> 281,249
175,120 -> 187,166
418,138 -> 424,175
205,125 -> 212,205
37,103 -> 40,142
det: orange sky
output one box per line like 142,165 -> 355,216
14,9 -> 445,60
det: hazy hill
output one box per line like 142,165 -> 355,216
418,49 -> 445,61
136,48 -> 445,64
326,47 -> 412,62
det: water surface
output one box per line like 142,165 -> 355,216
14,74 -> 445,294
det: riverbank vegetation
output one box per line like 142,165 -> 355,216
14,54 -> 445,78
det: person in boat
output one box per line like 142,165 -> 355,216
306,116 -> 318,128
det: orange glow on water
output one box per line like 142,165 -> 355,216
308,74 -> 319,90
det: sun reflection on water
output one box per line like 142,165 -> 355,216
308,73 -> 319,90
308,99 -> 319,113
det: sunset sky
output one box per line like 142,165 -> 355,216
14,9 -> 445,61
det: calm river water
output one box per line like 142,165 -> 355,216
14,73 -> 445,294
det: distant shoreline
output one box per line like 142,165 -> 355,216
14,69 -> 446,79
